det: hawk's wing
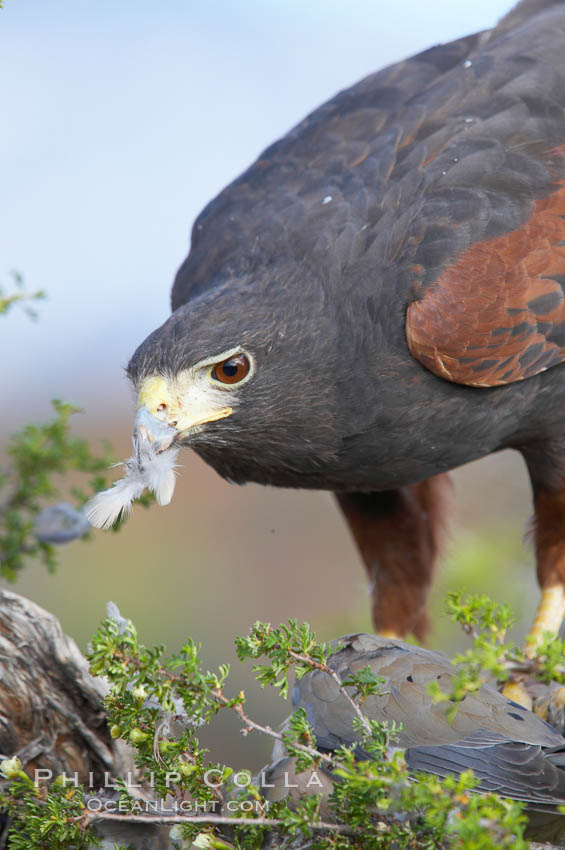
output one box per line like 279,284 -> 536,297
173,1 -> 565,389
171,30 -> 484,309
404,1 -> 565,386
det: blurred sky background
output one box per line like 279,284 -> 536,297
1,0 -> 537,767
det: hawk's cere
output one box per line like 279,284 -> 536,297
259,634 -> 565,836
87,0 -> 565,654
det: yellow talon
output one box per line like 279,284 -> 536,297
553,685 -> 565,708
532,685 -> 565,722
533,700 -> 549,721
525,585 -> 565,658
502,681 -> 533,711
502,587 -> 565,712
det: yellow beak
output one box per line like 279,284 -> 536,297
137,375 -> 232,434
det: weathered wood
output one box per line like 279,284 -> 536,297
0,589 -> 127,783
0,589 -> 168,849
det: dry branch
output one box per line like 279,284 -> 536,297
0,589 -> 167,849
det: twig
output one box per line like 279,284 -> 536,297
83,810 -> 357,834
288,650 -> 373,737
212,688 -> 336,768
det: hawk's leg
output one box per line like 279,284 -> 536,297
504,457 -> 565,708
527,487 -> 565,652
335,474 -> 452,641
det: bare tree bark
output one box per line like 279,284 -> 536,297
0,589 -> 168,849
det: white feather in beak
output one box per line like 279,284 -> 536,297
84,409 -> 179,530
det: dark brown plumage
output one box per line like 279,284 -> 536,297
126,0 -> 565,646
407,178 -> 565,386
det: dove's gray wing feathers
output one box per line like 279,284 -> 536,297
292,633 -> 565,806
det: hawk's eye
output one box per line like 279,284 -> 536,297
211,353 -> 250,385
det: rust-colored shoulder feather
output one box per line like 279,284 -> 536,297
406,152 -> 565,387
